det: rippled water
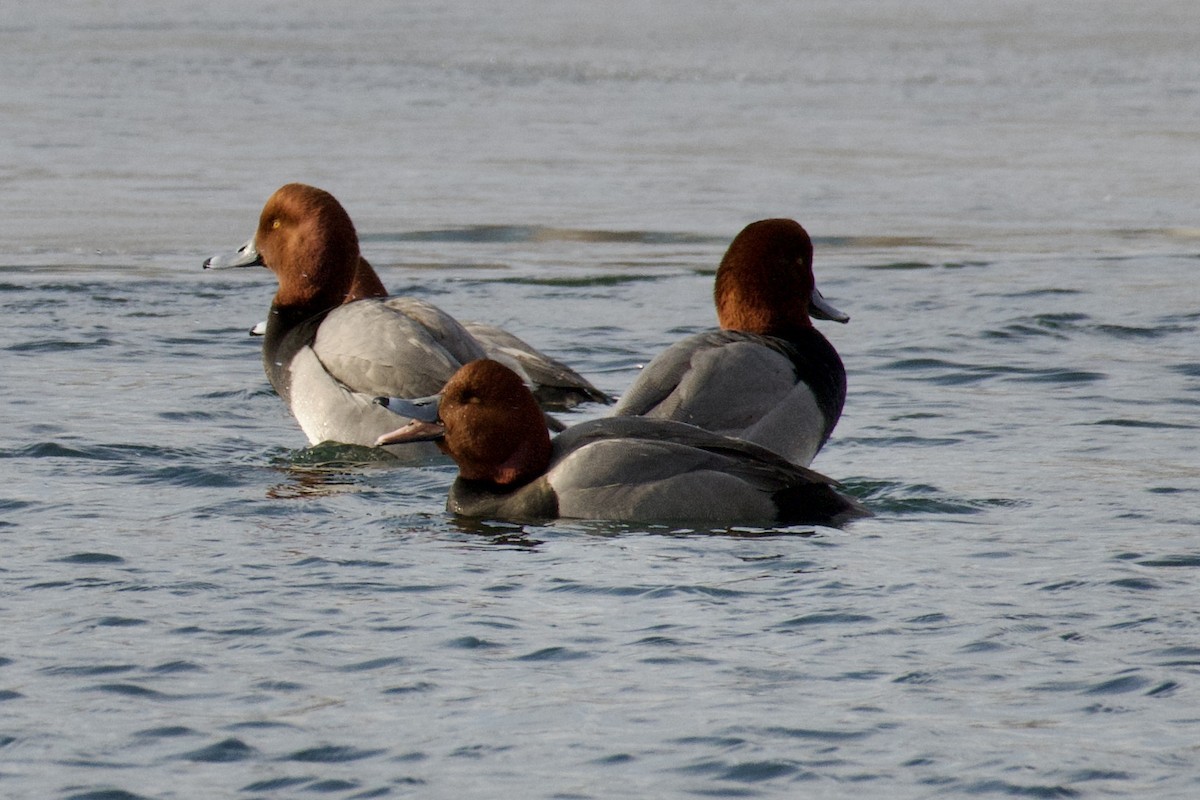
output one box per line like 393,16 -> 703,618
3,2 -> 1200,798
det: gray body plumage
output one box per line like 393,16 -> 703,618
613,329 -> 845,467
446,417 -> 866,525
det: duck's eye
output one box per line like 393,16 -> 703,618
453,388 -> 483,406
271,219 -> 282,230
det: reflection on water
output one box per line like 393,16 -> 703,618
266,443 -> 451,500
266,469 -> 366,501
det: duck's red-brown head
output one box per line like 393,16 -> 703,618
254,183 -> 361,309
714,218 -> 847,336
378,359 -> 553,486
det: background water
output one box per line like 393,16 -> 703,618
2,2 -> 1199,798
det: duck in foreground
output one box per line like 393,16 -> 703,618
612,218 -> 849,467
203,183 -> 607,449
376,359 -> 868,526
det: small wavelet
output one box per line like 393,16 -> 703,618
284,744 -> 386,763
1150,646 -> 1200,667
302,779 -> 364,793
240,777 -> 313,792
363,225 -> 725,246
150,661 -> 204,674
445,636 -> 504,650
778,612 -> 875,628
894,671 -> 937,685
592,752 -> 636,765
7,337 -> 116,353
338,656 -> 408,672
672,735 -> 748,748
92,617 -> 147,628
55,552 -> 126,565
1108,575 -> 1166,594
0,498 -> 35,514
1169,362 -> 1200,378
547,581 -> 658,597
514,646 -> 591,662
847,479 -> 1014,516
482,272 -> 669,288
86,683 -> 172,698
179,737 -> 257,763
1034,671 -> 1154,697
1037,580 -> 1088,593
290,556 -> 395,569
878,356 -> 1070,387
5,442 -> 116,461
632,635 -> 694,648
959,778 -> 1081,798
860,260 -> 938,271
253,680 -> 305,691
42,664 -> 136,677
1095,323 -> 1193,340
1136,554 -> 1200,568
383,682 -> 436,695
132,726 -> 197,740
1090,418 -> 1197,430
755,725 -> 873,743
63,790 -> 153,800
1007,367 -> 1107,385
679,757 -> 809,783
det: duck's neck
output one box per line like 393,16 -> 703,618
718,301 -> 813,338
457,432 -> 550,487
261,303 -> 334,400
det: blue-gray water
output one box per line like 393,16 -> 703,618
3,2 -> 1200,798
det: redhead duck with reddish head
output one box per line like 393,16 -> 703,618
612,219 -> 849,467
377,359 -> 867,525
204,184 -> 607,450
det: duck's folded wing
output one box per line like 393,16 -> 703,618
613,331 -> 795,427
554,417 -> 828,480
464,321 -> 611,408
548,417 -> 866,524
380,297 -> 488,366
311,300 -> 473,398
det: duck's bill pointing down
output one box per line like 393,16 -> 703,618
375,418 -> 446,446
809,287 -> 849,324
373,394 -> 445,446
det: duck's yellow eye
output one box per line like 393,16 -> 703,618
271,219 -> 281,230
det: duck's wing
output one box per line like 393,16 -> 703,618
380,297 -> 488,366
613,331 -> 796,426
311,299 -> 477,398
547,417 -> 867,525
463,321 -> 611,409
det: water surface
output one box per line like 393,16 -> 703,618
2,2 -> 1199,798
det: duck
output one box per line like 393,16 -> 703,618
611,218 -> 849,467
375,359 -> 868,526
202,183 -> 607,449
239,258 -> 609,411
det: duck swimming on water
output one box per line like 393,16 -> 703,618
203,183 -> 607,449
377,359 -> 868,526
612,218 -> 849,467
